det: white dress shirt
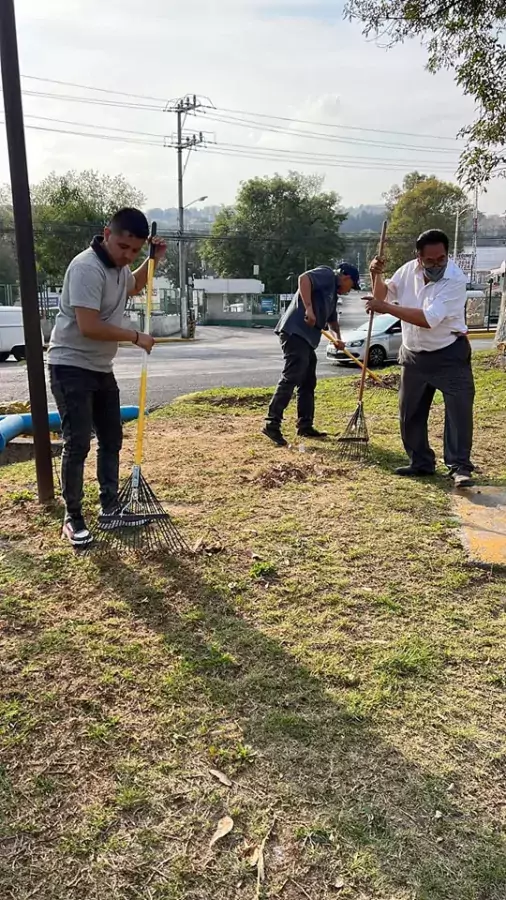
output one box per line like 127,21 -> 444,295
387,259 -> 468,352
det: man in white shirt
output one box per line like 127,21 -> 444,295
367,229 -> 474,488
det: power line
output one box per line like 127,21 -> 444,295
15,119 -> 456,171
21,74 -> 169,104
18,112 -> 461,169
196,110 -> 461,155
208,143 -> 459,170
20,73 -> 463,145
210,104 -> 464,146
4,82 -> 467,157
201,147 -> 458,174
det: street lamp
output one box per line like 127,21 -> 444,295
184,195 -> 208,210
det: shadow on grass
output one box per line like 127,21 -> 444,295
90,549 -> 506,900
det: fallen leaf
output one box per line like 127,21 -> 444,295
209,768 -> 232,787
434,810 -> 443,820
333,877 -> 345,890
209,815 -> 234,847
248,847 -> 260,867
192,537 -> 204,553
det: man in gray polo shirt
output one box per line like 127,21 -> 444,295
48,207 -> 166,547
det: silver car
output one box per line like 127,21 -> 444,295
326,313 -> 403,368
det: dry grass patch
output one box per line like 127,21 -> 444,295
0,353 -> 505,899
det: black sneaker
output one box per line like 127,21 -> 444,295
394,466 -> 435,477
98,505 -> 150,531
262,426 -> 288,447
62,516 -> 94,548
451,472 -> 474,489
297,426 -> 327,439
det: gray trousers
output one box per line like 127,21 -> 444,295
399,336 -> 475,475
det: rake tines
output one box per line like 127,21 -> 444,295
336,401 -> 370,460
94,469 -> 188,556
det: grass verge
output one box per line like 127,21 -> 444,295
0,353 -> 505,899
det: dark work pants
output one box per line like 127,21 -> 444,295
266,333 -> 317,430
399,337 -> 475,475
49,365 -> 123,519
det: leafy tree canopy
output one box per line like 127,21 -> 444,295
202,172 -> 346,293
385,174 -> 469,271
30,170 -> 145,284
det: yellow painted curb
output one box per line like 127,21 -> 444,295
468,331 -> 495,340
118,336 -> 198,346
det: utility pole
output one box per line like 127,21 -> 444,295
0,0 -> 54,503
176,107 -> 186,337
165,95 -> 205,338
470,185 -> 479,283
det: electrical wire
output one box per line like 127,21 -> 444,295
8,116 -> 460,173
20,74 -> 463,145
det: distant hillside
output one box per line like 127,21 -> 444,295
147,206 -> 222,231
340,205 -> 386,234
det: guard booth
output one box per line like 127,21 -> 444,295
193,278 -> 271,327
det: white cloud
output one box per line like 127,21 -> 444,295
0,0 -> 502,214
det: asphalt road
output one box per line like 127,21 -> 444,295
0,294 -> 495,408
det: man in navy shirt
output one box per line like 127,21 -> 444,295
263,263 -> 360,446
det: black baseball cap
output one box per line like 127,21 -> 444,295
336,262 -> 360,290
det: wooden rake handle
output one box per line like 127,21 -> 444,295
321,330 -> 384,385
358,219 -> 388,403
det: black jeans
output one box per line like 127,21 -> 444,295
399,336 -> 475,475
266,333 -> 317,430
49,365 -> 122,519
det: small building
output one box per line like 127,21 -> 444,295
193,278 -> 272,327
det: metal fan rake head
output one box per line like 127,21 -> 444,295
336,401 -> 370,460
94,468 -> 188,556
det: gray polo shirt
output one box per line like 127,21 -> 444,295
47,239 -> 136,373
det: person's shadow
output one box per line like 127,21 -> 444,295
91,549 -> 506,900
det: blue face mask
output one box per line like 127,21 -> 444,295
423,263 -> 447,283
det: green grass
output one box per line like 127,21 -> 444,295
0,353 -> 505,899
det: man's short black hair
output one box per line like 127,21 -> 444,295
416,229 -> 449,254
109,208 -> 149,240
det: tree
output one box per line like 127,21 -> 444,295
202,172 -> 346,293
157,240 -> 205,285
345,1 -> 506,186
0,185 -> 19,301
383,172 -> 431,213
30,171 -> 145,284
385,176 -> 469,271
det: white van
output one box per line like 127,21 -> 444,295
0,306 -> 29,362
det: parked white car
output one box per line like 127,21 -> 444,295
326,313 -> 403,368
0,306 -> 32,362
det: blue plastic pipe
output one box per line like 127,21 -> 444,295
0,406 -> 139,453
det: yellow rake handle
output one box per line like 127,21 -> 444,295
321,330 -> 384,385
134,224 -> 157,467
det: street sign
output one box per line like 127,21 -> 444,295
456,253 -> 473,274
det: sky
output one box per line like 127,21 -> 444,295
1,0 -> 505,216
